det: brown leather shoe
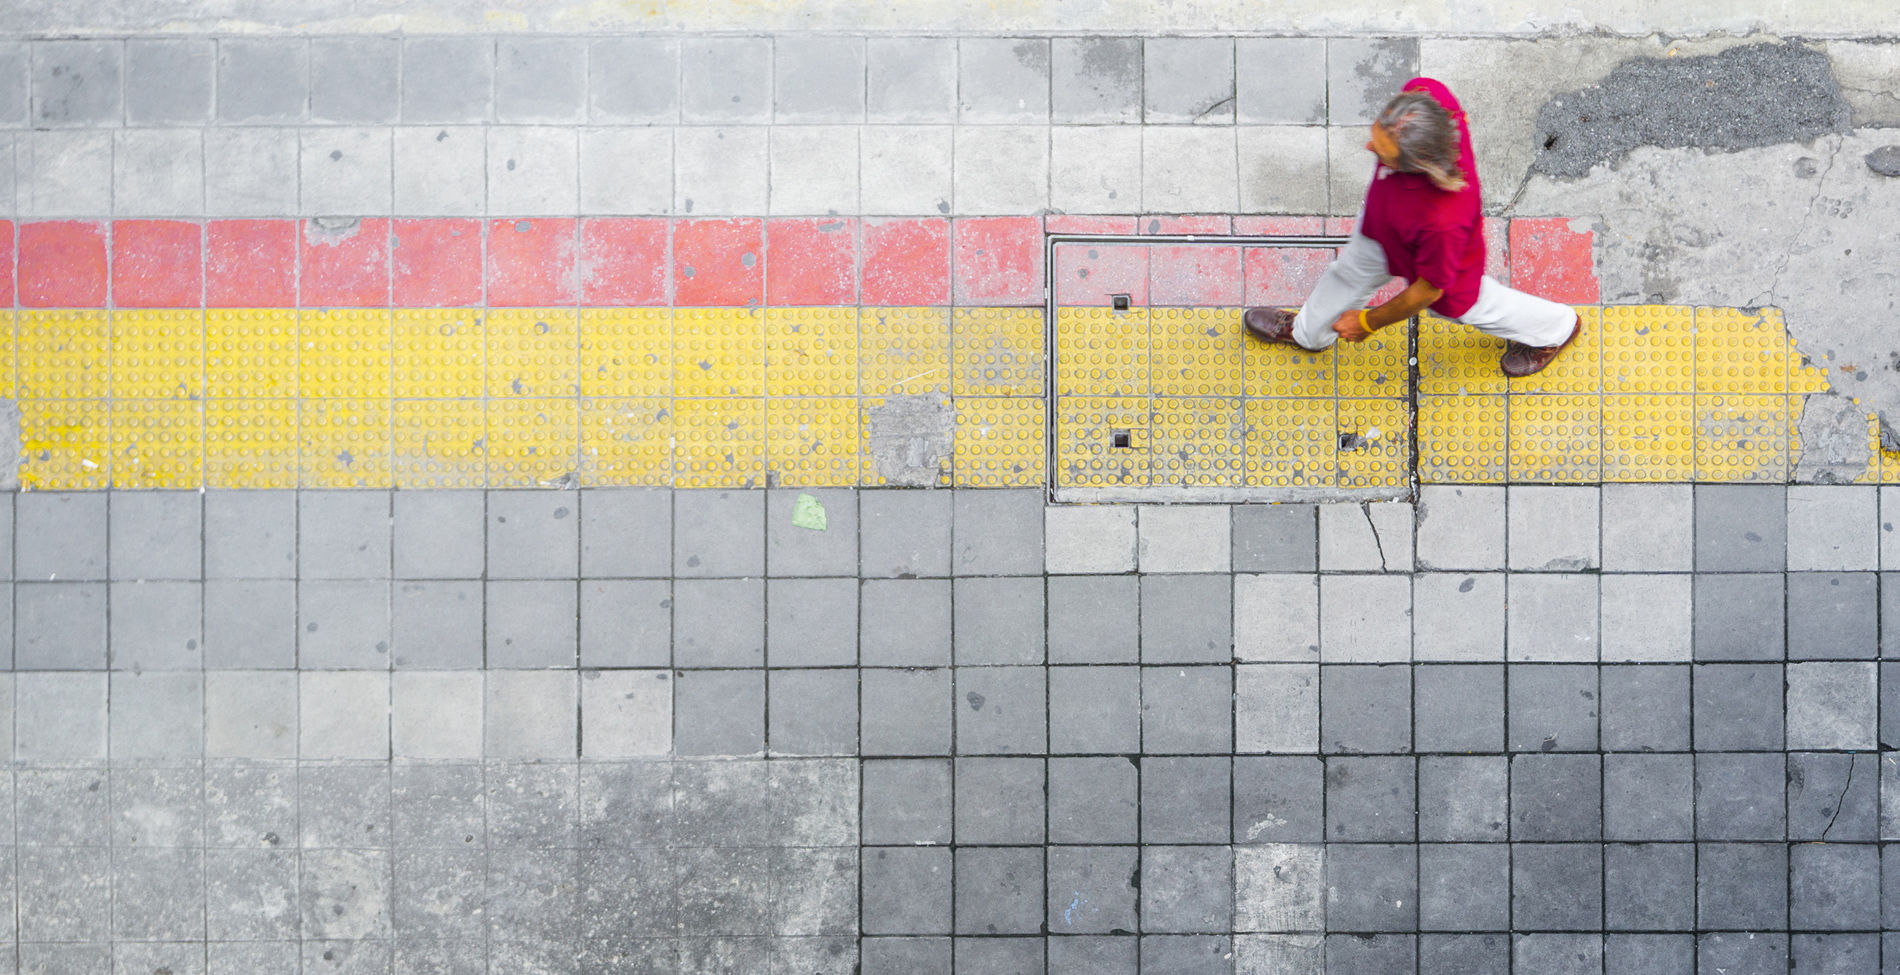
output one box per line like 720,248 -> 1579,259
1242,307 -> 1307,349
1500,314 -> 1582,378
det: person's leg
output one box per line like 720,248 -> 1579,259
1288,226 -> 1395,351
1453,276 -> 1579,346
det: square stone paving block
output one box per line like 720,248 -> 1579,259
589,37 -> 679,123
298,491 -> 391,579
1600,573 -> 1692,661
681,37 -> 771,123
956,666 -> 1047,755
402,36 -> 493,123
1604,843 -> 1695,931
1235,573 -> 1319,662
959,38 -> 1050,123
109,490 -> 201,579
1693,572 -> 1785,660
1510,753 -> 1602,841
1137,504 -> 1232,573
1142,846 -> 1234,933
1235,846 -> 1324,935
300,671 -> 388,760
1695,483 -> 1786,570
1049,756 -> 1139,844
1048,575 -> 1140,664
391,670 -> 482,759
19,847 -> 110,941
581,669 -> 672,759
1238,124 -> 1330,214
1789,571 -> 1878,659
766,577 -> 858,667
674,490 -> 765,577
1412,572 -> 1505,661
1051,36 -> 1141,124
1048,848 -> 1139,935
860,578 -> 952,666
950,490 -> 1043,576
861,668 -> 951,756
1602,483 -> 1694,571
766,668 -> 855,757
1417,486 -> 1505,571
1414,663 -> 1503,753
1419,934 -> 1509,975
1232,503 -> 1317,572
1318,502 -> 1414,573
300,126 -> 393,214
1693,663 -> 1786,750
1325,37 -> 1419,125
392,579 -> 484,669
954,757 -> 1045,844
1506,663 -> 1598,752
1049,665 -> 1141,754
1788,752 -> 1878,840
488,490 -> 579,578
953,124 -> 1049,214
765,487 -> 855,576
1143,126 -> 1239,213
108,671 -> 202,760
1512,843 -> 1603,931
1233,756 -> 1323,844
302,763 -> 394,849
310,36 -> 398,123
954,846 -> 1045,935
1325,843 -> 1416,931
1599,664 -> 1691,752
671,669 -> 763,757
1505,573 -> 1598,661
1142,664 -> 1234,753
1325,935 -> 1414,974
1515,933 -> 1603,974
862,759 -> 951,845
1786,660 -> 1876,750
126,38 -> 214,124
108,579 -> 201,670
1792,934 -> 1880,975
1419,844 -> 1509,931
206,490 -> 297,578
1141,574 -> 1233,663
1320,574 -> 1412,662
581,488 -> 673,578
1045,504 -> 1135,573
1788,485 -> 1878,570
393,125 -> 485,214
1326,755 -> 1416,842
299,579 -> 392,668
15,581 -> 107,669
863,847 -> 952,935
18,490 -> 105,580
1696,752 -> 1786,840
866,37 -> 956,122
1318,664 -> 1410,754
1603,753 -> 1693,841
113,766 -> 203,847
1791,843 -> 1880,930
497,37 -> 585,123
32,39 -> 120,125
1236,38 -> 1326,125
204,670 -> 297,759
484,670 -> 577,760
1235,663 -> 1318,754
1141,755 -> 1230,843
1697,843 -> 1788,930
671,577 -> 763,668
391,490 -> 483,578
953,576 -> 1045,665
1143,37 -> 1234,123
1508,486 -> 1600,570
774,35 -> 865,122
862,490 -> 952,577
217,38 -> 305,122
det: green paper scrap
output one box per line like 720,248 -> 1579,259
791,492 -> 827,531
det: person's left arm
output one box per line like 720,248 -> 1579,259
1330,278 -> 1444,342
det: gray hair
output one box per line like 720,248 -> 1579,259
1375,91 -> 1468,193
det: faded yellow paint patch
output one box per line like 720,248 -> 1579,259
20,399 -> 110,489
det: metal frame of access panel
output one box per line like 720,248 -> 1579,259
1042,233 -> 1420,504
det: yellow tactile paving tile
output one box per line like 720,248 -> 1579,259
113,399 -> 204,488
675,308 -> 765,398
1695,307 -> 1787,394
1338,398 -> 1411,488
1056,396 -> 1150,489
766,397 -> 867,487
1601,305 -> 1692,394
19,399 -> 111,489
1789,334 -> 1833,396
1336,322 -> 1410,399
766,308 -> 860,398
299,398 -> 392,488
1602,394 -> 1695,481
1417,394 -> 1506,483
953,396 -> 1044,487
1509,307 -> 1601,395
112,311 -> 203,400
1152,309 -> 1244,397
208,310 -> 296,398
954,307 -> 1043,397
1152,396 -> 1244,487
488,397 -> 580,487
1055,307 -> 1148,398
300,310 -> 392,400
1696,394 -> 1789,482
674,397 -> 767,488
392,398 -> 486,489
1417,313 -> 1505,395
1509,393 -> 1602,482
488,309 -> 579,398
1244,398 -> 1337,488
580,308 -> 673,398
862,307 -> 951,397
393,309 -> 484,399
1243,337 -> 1334,399
579,397 -> 672,487
0,311 -> 16,399
205,398 -> 297,489
20,310 -> 110,398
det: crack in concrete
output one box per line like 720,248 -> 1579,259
1361,502 -> 1389,571
1751,133 -> 1842,309
1820,755 -> 1857,841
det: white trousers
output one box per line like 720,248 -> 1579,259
1291,222 -> 1579,352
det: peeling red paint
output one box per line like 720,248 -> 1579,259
1510,217 -> 1598,304
488,218 -> 577,307
579,218 -> 669,307
207,220 -> 297,307
861,218 -> 949,307
953,217 -> 1043,306
767,218 -> 857,306
300,218 -> 390,308
674,218 -> 764,308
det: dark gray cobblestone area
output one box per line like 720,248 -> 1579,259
0,484 -> 1897,974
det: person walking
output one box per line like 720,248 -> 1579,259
1243,77 -> 1580,377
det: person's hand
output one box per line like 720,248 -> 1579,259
1332,309 -> 1374,343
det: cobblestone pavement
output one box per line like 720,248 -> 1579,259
0,484 -> 1890,973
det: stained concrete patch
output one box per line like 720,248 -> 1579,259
1532,42 -> 1850,179
1793,392 -> 1873,484
865,393 -> 953,487
1866,146 -> 1900,176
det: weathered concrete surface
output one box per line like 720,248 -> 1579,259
7,0 -> 1900,36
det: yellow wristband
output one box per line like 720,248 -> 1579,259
1359,309 -> 1372,332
